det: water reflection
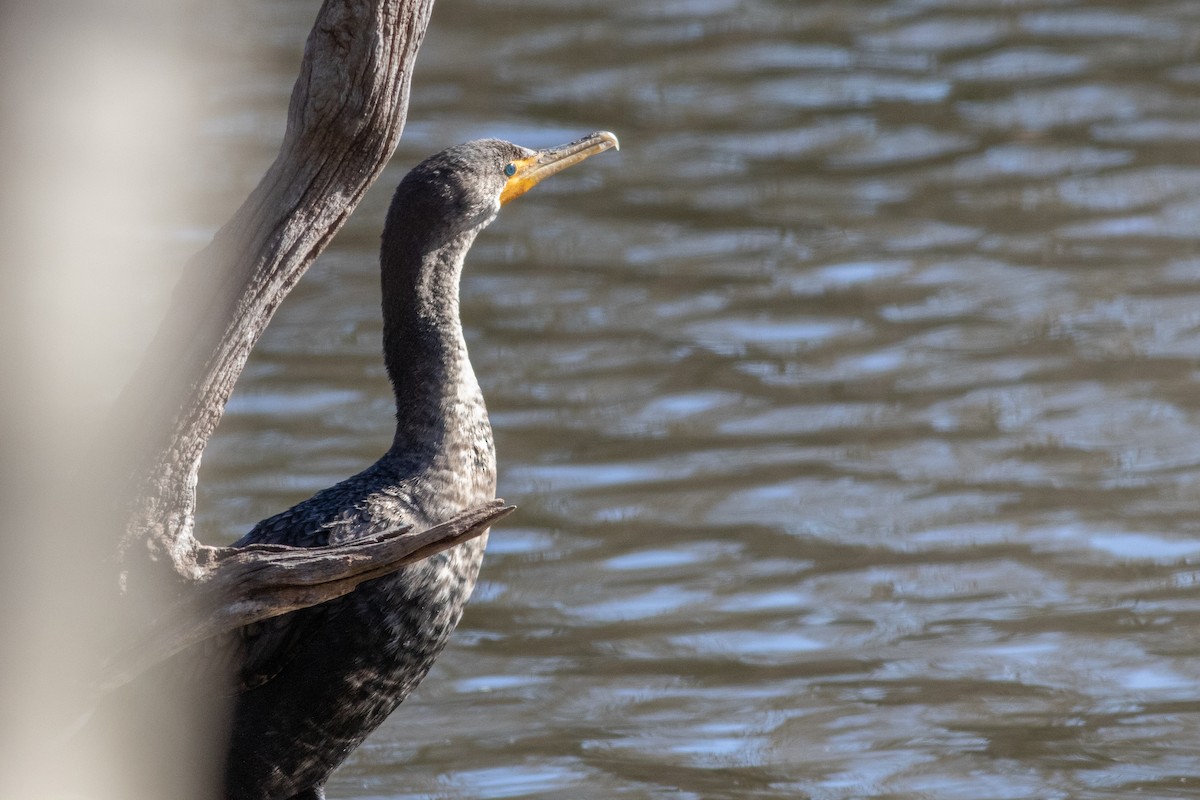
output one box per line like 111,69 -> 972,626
194,0 -> 1200,797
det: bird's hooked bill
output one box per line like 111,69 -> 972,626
499,130 -> 619,205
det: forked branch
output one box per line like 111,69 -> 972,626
100,0 -> 516,691
118,0 -> 439,586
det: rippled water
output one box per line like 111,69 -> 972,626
195,1 -> 1200,797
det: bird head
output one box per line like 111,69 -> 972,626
388,131 -> 619,245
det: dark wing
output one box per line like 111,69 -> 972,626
229,483 -> 404,692
235,610 -> 322,692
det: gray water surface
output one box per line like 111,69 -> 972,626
196,2 -> 1200,797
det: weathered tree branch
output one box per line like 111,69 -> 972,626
96,0 -> 518,685
117,0 -> 437,587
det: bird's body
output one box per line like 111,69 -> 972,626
222,133 -> 617,800
223,443 -> 494,798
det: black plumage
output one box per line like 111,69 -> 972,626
222,133 -> 617,800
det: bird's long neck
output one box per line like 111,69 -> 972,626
379,223 -> 488,465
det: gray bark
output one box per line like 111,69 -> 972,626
120,0 -> 433,577
102,0 -> 506,679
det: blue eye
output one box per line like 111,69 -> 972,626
503,163 -> 516,177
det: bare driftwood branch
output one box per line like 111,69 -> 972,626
98,501 -> 515,695
95,0 -> 517,686
117,0 -> 438,587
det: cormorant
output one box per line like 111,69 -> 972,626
222,131 -> 619,800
